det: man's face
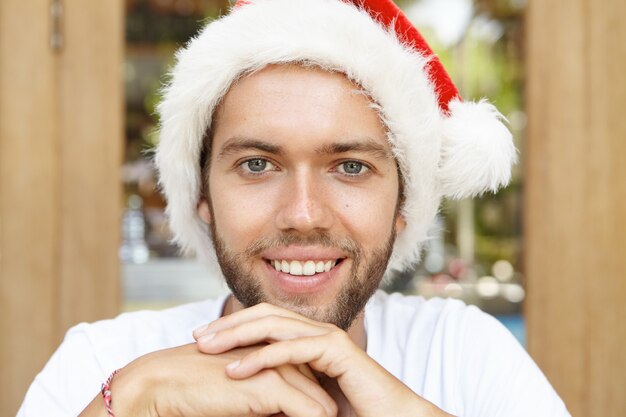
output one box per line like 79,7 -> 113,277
198,64 -> 405,330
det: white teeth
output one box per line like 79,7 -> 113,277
271,259 -> 340,276
303,261 -> 316,276
289,260 -> 303,275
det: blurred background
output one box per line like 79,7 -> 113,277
1,0 -> 625,416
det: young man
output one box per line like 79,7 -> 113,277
19,0 -> 571,416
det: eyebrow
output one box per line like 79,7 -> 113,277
217,137 -> 283,160
216,136 -> 393,160
315,139 -> 393,160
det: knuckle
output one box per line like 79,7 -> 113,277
329,328 -> 348,344
247,394 -> 272,416
256,368 -> 280,384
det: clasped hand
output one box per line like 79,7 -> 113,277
192,302 -> 445,417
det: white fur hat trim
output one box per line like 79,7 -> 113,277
155,0 -> 516,277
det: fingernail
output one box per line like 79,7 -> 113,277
198,332 -> 216,344
193,324 -> 209,334
226,360 -> 240,371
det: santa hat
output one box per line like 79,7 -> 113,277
155,0 -> 517,277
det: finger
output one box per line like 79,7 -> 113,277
193,302 -> 328,338
277,365 -> 338,417
227,333 -> 357,379
296,363 -> 318,382
197,315 -> 331,353
251,369 -> 336,417
276,384 -> 336,417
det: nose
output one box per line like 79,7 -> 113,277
274,169 -> 334,233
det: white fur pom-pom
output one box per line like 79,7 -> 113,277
438,99 -> 518,199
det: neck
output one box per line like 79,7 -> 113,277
222,294 -> 367,351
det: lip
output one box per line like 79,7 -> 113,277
263,258 -> 345,295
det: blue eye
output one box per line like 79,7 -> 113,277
240,158 -> 276,174
338,161 -> 368,175
247,159 -> 267,172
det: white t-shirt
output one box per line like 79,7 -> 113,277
17,290 -> 571,417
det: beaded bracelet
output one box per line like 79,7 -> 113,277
101,369 -> 121,417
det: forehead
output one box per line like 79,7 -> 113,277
211,64 -> 390,152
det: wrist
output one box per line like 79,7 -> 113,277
108,360 -> 161,417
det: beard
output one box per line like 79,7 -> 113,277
210,222 -> 395,331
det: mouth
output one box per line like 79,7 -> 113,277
265,258 -> 345,276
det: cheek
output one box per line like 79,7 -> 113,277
208,179 -> 281,244
330,180 -> 399,240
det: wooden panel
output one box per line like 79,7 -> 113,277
0,1 -> 123,414
586,0 -> 626,414
57,0 -> 123,332
0,1 -> 59,414
525,0 -> 626,416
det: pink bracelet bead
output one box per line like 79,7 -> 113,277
101,369 -> 121,417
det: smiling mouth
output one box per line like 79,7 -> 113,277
265,259 -> 344,276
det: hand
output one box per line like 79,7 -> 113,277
79,343 -> 337,417
194,303 -> 452,417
